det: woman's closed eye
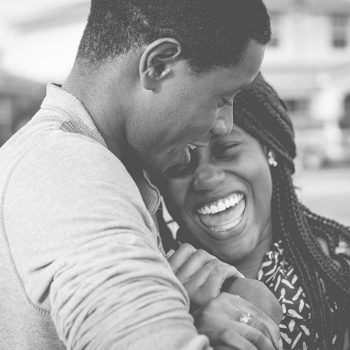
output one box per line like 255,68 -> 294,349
213,142 -> 240,158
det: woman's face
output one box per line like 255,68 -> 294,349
161,124 -> 273,264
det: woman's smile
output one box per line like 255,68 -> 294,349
195,192 -> 246,237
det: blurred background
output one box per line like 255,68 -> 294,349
0,0 -> 349,225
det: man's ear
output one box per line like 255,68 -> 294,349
139,38 -> 182,91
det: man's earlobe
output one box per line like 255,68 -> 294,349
140,38 -> 181,91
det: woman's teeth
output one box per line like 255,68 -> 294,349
196,193 -> 246,233
197,193 -> 243,215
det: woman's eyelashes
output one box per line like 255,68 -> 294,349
213,142 -> 240,158
165,142 -> 240,178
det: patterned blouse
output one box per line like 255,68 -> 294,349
160,209 -> 349,349
258,240 -> 346,350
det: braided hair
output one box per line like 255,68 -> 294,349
233,73 -> 350,349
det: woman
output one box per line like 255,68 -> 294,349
155,74 -> 350,350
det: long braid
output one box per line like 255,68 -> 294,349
302,205 -> 350,296
271,165 -> 333,348
233,73 -> 350,349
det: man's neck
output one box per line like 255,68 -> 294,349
62,67 -> 127,163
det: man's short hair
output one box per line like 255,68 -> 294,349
77,0 -> 271,72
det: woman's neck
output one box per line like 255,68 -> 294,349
233,231 -> 273,279
177,222 -> 274,279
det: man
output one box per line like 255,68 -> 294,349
0,1 -> 273,349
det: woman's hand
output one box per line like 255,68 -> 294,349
194,293 -> 283,350
166,244 -> 282,349
166,243 -> 244,309
224,278 -> 283,326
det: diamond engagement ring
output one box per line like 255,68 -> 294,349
239,312 -> 253,325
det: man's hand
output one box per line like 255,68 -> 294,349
167,243 -> 244,309
194,293 -> 283,350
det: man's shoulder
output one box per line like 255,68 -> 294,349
1,122 -> 136,199
27,130 -> 133,187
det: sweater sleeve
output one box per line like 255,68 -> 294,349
3,134 -> 211,350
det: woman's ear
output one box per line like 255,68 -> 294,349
139,38 -> 182,91
263,146 -> 278,167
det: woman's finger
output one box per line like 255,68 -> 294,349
241,302 -> 282,350
194,293 -> 278,350
217,330 -> 258,350
165,249 -> 175,259
202,262 -> 243,293
227,296 -> 282,350
203,294 -> 277,349
184,259 -> 224,304
235,312 -> 277,348
231,322 -> 276,350
185,260 -> 239,302
175,249 -> 215,281
167,243 -> 196,273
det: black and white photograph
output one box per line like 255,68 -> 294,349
0,1 -> 349,349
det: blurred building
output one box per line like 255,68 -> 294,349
0,70 -> 45,145
0,0 -> 88,145
0,0 -> 88,83
262,0 -> 350,167
2,0 -> 350,166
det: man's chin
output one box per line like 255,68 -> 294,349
137,157 -> 167,180
153,162 -> 177,179
134,148 -> 186,178
128,148 -> 159,173
144,156 -> 178,176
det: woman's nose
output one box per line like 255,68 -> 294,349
193,163 -> 225,191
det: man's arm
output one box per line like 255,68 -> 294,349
4,135 -> 210,349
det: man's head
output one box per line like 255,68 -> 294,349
78,0 -> 270,71
73,0 -> 271,174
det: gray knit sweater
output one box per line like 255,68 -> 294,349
0,84 -> 210,350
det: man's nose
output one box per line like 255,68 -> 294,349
211,107 -> 233,137
193,163 -> 225,191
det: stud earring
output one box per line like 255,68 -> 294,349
267,150 -> 278,167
